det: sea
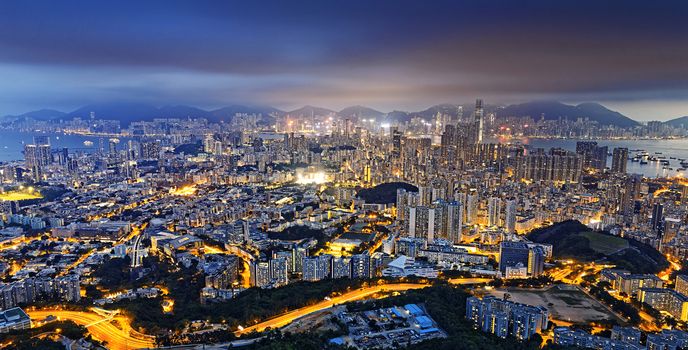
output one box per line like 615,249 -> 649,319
494,137 -> 688,178
0,131 -> 137,163
2,131 -> 688,178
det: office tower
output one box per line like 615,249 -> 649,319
108,139 -> 118,155
24,142 -> 51,182
611,147 -> 629,173
487,197 -> 501,227
499,242 -> 530,274
651,202 -> 664,236
474,99 -> 484,144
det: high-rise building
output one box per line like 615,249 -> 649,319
487,197 -> 501,227
611,148 -> 629,173
446,201 -> 463,243
303,255 -> 332,282
351,253 -> 371,279
504,199 -> 517,234
651,202 -> 664,235
575,141 -> 608,171
474,99 -> 484,144
499,241 -> 544,278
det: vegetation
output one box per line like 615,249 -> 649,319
267,225 -> 325,242
173,142 -> 203,156
116,269 -> 369,339
356,182 -> 418,204
0,321 -> 87,350
345,285 -> 572,350
585,281 -> 640,325
527,220 -> 668,274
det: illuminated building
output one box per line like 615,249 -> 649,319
303,255 -> 332,282
466,296 -> 548,340
611,147 -> 629,173
0,308 -> 31,333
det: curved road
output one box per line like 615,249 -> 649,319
236,278 -> 489,335
29,310 -> 156,350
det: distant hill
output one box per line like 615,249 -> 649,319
339,105 -> 384,119
3,109 -> 67,121
663,116 -> 688,128
415,103 -> 464,119
497,101 -> 639,128
527,220 -> 668,274
356,182 -> 418,204
286,105 -> 336,118
3,100 -> 651,128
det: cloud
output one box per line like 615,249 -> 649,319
0,0 -> 686,119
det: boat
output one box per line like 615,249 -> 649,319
670,157 -> 677,159
640,160 -> 648,165
678,168 -> 686,171
83,140 -> 94,147
631,157 -> 640,162
661,160 -> 670,165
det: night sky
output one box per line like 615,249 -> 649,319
0,0 -> 687,120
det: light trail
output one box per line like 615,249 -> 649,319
28,309 -> 156,350
235,279 -> 488,336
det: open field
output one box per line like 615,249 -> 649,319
487,285 -> 624,324
580,231 -> 628,254
0,190 -> 42,201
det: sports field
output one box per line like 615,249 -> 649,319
487,285 -> 624,324
0,190 -> 42,201
580,231 -> 628,255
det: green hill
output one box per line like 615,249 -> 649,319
356,182 -> 418,204
527,220 -> 668,274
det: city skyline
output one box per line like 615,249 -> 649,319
0,1 -> 687,120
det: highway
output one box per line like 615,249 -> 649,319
235,279 -> 489,336
29,309 -> 156,350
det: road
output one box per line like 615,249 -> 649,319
29,309 -> 156,350
235,283 -> 430,335
234,279 -> 489,336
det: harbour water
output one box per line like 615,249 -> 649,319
499,138 -> 688,178
0,131 -> 136,162
1,131 -> 687,178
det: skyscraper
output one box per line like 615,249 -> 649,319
504,198 -> 517,234
487,197 -> 501,227
651,202 -> 664,236
474,99 -> 484,144
611,148 -> 629,173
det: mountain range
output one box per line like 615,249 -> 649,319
2,101 -> 683,128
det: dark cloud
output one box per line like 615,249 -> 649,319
0,0 -> 686,119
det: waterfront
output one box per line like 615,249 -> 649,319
496,137 -> 688,178
0,131 -> 136,162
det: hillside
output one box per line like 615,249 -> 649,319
497,101 -> 639,128
339,105 -> 384,119
663,116 -> 688,128
527,220 -> 668,274
356,182 -> 418,204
